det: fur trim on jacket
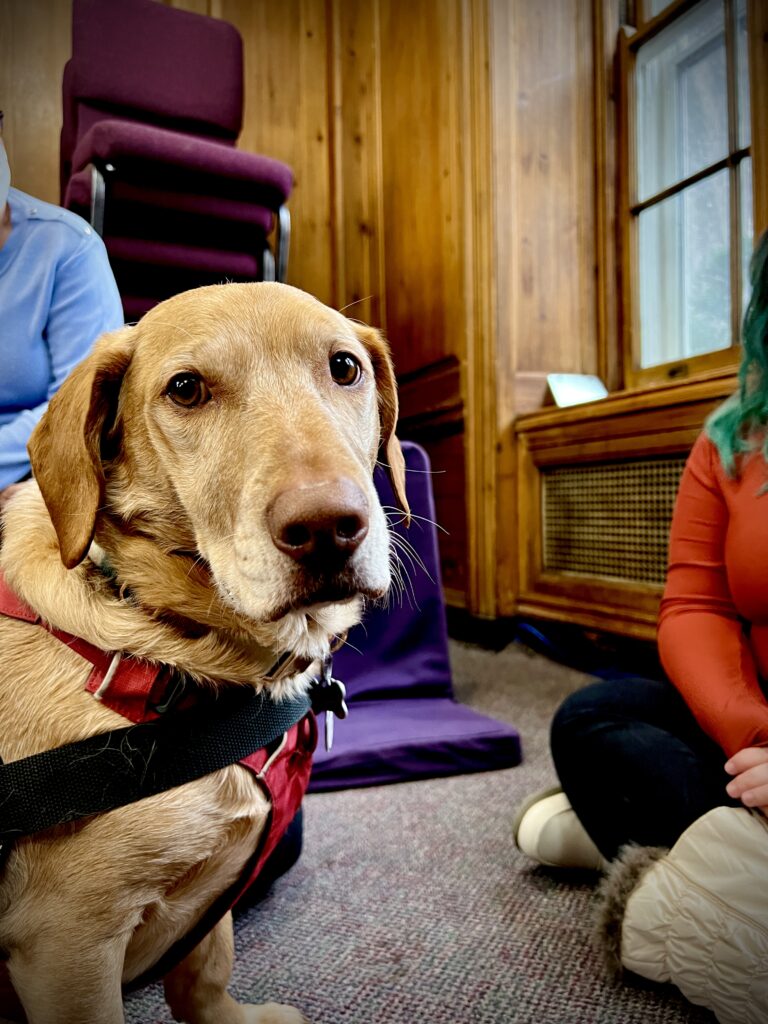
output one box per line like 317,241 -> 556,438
593,806 -> 768,1024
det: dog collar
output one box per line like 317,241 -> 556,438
0,572 -> 347,748
87,542 -> 318,684
86,540 -> 331,684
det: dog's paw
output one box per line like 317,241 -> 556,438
241,1003 -> 308,1024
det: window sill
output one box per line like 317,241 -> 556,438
515,367 -> 738,434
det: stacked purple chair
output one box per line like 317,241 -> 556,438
60,0 -> 292,322
309,441 -> 522,791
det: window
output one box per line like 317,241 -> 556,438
618,0 -> 755,387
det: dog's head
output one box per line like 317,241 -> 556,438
28,283 -> 409,651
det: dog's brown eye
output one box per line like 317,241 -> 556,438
166,373 -> 209,407
330,352 -> 362,386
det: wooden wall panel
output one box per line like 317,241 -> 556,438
491,0 -> 597,379
490,0 -> 599,614
377,0 -> 469,377
0,0 -> 71,205
217,0 -> 334,305
329,0 -> 387,331
488,0 -> 518,616
459,0 -> 498,618
372,0 -> 499,612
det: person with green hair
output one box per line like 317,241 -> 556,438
514,229 -> 768,870
513,233 -> 768,1020
708,234 -> 768,473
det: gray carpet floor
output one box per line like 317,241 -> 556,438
125,639 -> 715,1024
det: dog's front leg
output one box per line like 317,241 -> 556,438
163,912 -> 306,1024
7,934 -> 127,1024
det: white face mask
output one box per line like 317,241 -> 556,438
0,139 -> 10,210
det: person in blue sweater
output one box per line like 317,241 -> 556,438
0,114 -> 123,509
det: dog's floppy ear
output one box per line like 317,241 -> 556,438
354,323 -> 410,525
28,327 -> 135,569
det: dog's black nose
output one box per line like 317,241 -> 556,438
267,477 -> 369,563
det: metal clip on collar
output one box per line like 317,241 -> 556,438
309,654 -> 348,752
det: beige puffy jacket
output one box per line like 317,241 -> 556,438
595,806 -> 768,1024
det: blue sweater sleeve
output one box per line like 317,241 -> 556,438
0,230 -> 123,490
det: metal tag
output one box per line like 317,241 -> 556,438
324,707 -> 335,752
313,655 -> 348,752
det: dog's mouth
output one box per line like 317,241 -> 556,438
264,570 -> 385,623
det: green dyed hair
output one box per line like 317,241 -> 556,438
706,231 -> 768,475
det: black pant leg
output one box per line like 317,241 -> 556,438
550,676 -> 739,860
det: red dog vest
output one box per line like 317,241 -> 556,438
0,572 -> 316,982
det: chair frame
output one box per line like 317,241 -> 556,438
88,162 -> 291,285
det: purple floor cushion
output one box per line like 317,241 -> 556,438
309,441 -> 522,791
310,697 -> 522,790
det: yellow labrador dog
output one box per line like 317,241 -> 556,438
0,282 -> 408,1024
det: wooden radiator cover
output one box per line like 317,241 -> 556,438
541,456 -> 687,587
514,377 -> 736,640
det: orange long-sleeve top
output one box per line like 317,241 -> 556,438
658,432 -> 768,757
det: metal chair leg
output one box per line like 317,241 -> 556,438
276,204 -> 290,283
262,247 -> 276,282
90,165 -> 106,236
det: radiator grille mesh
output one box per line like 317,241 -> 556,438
542,456 -> 688,585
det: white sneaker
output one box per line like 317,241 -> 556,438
514,788 -> 608,871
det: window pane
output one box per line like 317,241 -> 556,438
735,0 -> 751,148
636,0 -> 727,202
638,170 -> 730,368
741,156 -> 754,320
645,0 -> 673,19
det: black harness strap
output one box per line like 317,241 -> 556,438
0,687 -> 311,848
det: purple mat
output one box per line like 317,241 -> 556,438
309,442 -> 522,790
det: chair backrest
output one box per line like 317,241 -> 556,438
62,0 -> 243,196
333,441 -> 454,702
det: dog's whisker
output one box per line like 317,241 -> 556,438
354,617 -> 369,639
337,295 -> 372,315
391,539 -> 431,581
390,533 -> 433,584
394,549 -> 419,608
386,569 -> 405,607
381,505 -> 448,535
388,547 -> 416,609
334,634 -> 365,657
374,458 -> 444,477
385,555 -> 405,605
394,576 -> 418,612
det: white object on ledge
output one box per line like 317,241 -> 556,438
547,373 -> 609,408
